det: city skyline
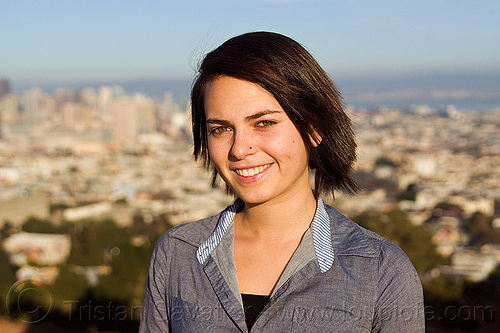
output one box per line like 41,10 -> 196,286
3,70 -> 500,112
2,0 -> 500,89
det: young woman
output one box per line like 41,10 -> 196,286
140,32 -> 424,332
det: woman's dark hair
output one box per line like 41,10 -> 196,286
191,31 -> 358,198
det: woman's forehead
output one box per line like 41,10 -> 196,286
204,76 -> 283,120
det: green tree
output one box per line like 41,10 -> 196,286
50,202 -> 70,214
22,216 -> 61,233
433,202 -> 464,217
0,221 -> 16,240
464,212 -> 500,246
352,209 -> 444,275
93,238 -> 156,322
423,275 -> 464,302
397,183 -> 418,201
67,218 -> 130,266
0,247 -> 17,314
52,265 -> 89,314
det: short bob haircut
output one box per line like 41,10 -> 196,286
191,31 -> 358,198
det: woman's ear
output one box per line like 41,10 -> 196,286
309,128 -> 323,147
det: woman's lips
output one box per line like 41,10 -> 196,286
234,163 -> 271,177
232,163 -> 273,182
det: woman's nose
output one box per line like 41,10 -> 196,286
230,131 -> 255,160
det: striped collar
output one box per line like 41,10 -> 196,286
196,198 -> 334,273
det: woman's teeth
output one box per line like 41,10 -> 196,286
235,164 -> 270,177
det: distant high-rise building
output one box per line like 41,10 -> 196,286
53,89 -> 67,114
134,94 -> 157,135
79,87 -> 97,106
0,78 -> 11,98
112,96 -> 138,144
111,94 -> 157,144
22,87 -> 44,124
98,86 -> 113,124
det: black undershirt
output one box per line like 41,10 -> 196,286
241,293 -> 270,331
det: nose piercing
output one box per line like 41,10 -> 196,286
249,146 -> 252,149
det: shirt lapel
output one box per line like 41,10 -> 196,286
203,255 -> 248,333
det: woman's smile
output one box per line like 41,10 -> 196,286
233,163 -> 271,177
232,163 -> 273,184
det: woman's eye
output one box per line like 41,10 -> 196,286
211,126 -> 230,134
257,120 -> 275,127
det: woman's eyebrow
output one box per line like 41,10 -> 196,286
206,118 -> 231,126
245,109 -> 283,121
206,110 -> 283,125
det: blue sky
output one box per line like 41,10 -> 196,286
1,0 -> 499,87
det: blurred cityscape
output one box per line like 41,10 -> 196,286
0,77 -> 499,332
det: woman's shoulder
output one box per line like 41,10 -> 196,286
323,203 -> 411,262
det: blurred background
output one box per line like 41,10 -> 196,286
1,1 -> 499,332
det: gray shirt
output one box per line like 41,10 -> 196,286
139,199 -> 425,332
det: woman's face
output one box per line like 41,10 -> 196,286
204,76 -> 311,205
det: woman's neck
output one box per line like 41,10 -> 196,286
235,187 -> 317,243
